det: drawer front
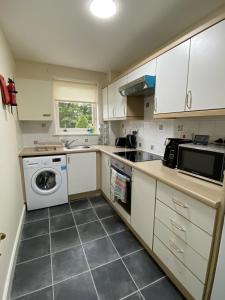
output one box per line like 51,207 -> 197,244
156,200 -> 212,260
154,236 -> 204,300
157,181 -> 215,235
154,218 -> 208,283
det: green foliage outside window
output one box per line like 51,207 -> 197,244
58,102 -> 93,129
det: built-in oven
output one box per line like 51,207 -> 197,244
177,143 -> 225,185
110,158 -> 132,215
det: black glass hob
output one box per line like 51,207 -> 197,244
113,150 -> 162,162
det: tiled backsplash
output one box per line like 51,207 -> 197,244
20,121 -> 100,147
120,117 -> 225,156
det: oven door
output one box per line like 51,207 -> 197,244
177,147 -> 224,183
110,166 -> 132,214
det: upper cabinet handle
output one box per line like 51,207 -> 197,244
154,97 -> 157,113
43,114 -> 51,117
186,90 -> 192,109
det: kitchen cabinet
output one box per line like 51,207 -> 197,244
16,78 -> 53,121
127,59 -> 156,82
108,75 -> 127,119
154,40 -> 190,114
101,153 -> 111,200
102,87 -> 109,121
67,152 -> 96,195
187,20 -> 225,111
131,169 -> 156,249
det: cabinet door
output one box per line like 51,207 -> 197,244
114,76 -> 127,118
16,78 -> 53,120
102,87 -> 109,121
108,82 -> 116,118
127,59 -> 156,82
108,76 -> 127,119
154,40 -> 190,114
187,20 -> 225,111
67,152 -> 96,195
101,153 -> 111,200
131,169 -> 156,249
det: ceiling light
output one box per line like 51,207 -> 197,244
90,0 -> 117,19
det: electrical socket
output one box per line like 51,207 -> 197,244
138,142 -> 142,147
150,145 -> 154,150
85,138 -> 88,142
177,124 -> 184,131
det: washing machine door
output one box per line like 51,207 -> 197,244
31,168 -> 62,195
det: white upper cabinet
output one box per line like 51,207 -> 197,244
154,40 -> 190,114
187,20 -> 225,111
127,59 -> 156,82
16,78 -> 53,121
108,75 -> 127,119
102,87 -> 109,121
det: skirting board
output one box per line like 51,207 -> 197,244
2,205 -> 26,300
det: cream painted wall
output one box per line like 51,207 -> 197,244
15,60 -> 107,147
0,28 -> 24,299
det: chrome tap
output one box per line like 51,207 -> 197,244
64,139 -> 78,148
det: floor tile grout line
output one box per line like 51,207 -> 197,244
139,275 -> 167,292
88,197 -> 145,300
53,270 -> 90,286
75,213 -> 117,227
119,290 -> 140,300
71,201 -> 101,300
24,216 -> 49,224
16,253 -> 51,266
48,208 -> 55,300
11,284 -> 53,300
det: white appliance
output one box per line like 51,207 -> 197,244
23,155 -> 68,210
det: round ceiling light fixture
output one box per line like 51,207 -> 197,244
90,0 -> 117,19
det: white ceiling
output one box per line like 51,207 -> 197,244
0,0 -> 225,72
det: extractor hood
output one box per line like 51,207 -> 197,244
119,75 -> 156,97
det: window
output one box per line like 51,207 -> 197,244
53,80 -> 98,134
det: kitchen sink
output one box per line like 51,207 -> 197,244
66,145 -> 91,150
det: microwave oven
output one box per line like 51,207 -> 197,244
177,143 -> 225,185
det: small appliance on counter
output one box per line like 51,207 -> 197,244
163,138 -> 192,169
177,143 -> 225,185
125,133 -> 137,149
115,137 -> 126,147
115,132 -> 137,149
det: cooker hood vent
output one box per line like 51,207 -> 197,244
119,75 -> 156,97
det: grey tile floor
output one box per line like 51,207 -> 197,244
11,195 -> 185,300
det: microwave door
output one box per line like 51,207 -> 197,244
177,147 -> 224,184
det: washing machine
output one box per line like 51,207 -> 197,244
23,155 -> 68,210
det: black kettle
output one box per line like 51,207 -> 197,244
126,134 -> 137,149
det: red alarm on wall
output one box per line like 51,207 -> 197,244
7,78 -> 18,106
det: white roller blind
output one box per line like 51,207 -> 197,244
53,80 -> 97,103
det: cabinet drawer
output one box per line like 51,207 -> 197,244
157,181 -> 215,235
154,218 -> 208,283
154,236 -> 204,300
155,200 -> 212,260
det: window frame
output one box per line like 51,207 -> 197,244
54,100 -> 97,135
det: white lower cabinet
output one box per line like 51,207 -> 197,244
154,236 -> 204,300
67,152 -> 96,195
101,153 -> 111,200
131,170 -> 156,249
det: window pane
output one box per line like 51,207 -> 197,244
58,102 -> 93,129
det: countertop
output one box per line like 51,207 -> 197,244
19,145 -> 225,209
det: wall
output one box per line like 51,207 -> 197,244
15,60 -> 107,147
119,97 -> 225,156
0,28 -> 24,299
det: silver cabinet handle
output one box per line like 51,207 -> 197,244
172,198 -> 189,209
43,114 -> 51,117
169,239 -> 184,254
170,219 -> 186,232
154,97 -> 157,113
186,90 -> 192,110
67,156 -> 70,164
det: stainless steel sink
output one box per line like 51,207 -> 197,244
66,145 -> 91,150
